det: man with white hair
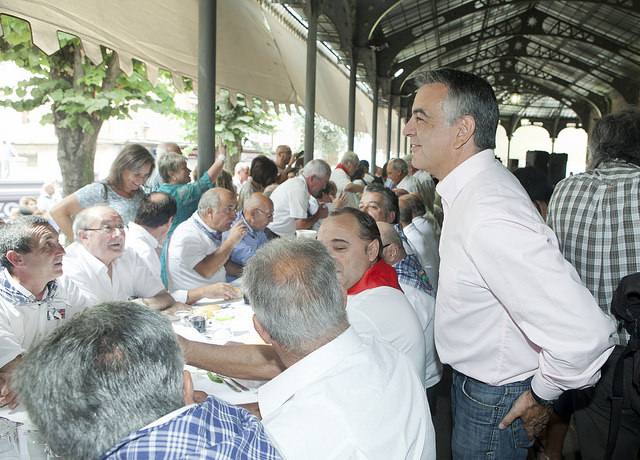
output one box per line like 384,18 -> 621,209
63,206 -> 175,309
268,159 -> 331,237
387,158 -> 419,195
244,238 -> 435,459
377,221 -> 441,394
168,188 -> 247,290
330,151 -> 363,208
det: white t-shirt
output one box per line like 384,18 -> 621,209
268,176 -> 309,237
167,213 -> 226,290
404,216 -> 440,292
63,243 -> 164,304
259,327 -> 435,460
0,271 -> 91,367
400,282 -> 442,388
346,286 -> 426,383
396,175 -> 419,193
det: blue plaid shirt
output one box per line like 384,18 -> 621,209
395,253 -> 434,296
101,397 -> 281,459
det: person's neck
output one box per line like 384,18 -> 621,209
12,272 -> 49,300
144,225 -> 165,244
276,323 -> 348,369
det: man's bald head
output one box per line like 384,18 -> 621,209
244,193 -> 274,231
376,221 -> 405,266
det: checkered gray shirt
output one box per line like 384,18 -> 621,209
547,160 -> 640,344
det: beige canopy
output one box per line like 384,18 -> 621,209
0,0 -> 400,152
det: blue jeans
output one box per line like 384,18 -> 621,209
451,371 -> 533,459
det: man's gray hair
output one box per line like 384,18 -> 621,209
158,152 -> 186,182
197,188 -> 223,214
302,159 -> 331,179
14,302 -> 185,459
0,216 -> 51,273
340,151 -> 359,165
416,68 -> 498,150
242,239 -> 348,355
72,206 -> 120,239
388,158 -> 409,175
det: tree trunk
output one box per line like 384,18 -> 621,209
55,123 -> 102,196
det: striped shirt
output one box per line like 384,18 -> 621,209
548,160 -> 640,344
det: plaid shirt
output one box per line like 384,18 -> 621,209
102,397 -> 281,459
395,253 -> 434,296
548,160 -> 640,344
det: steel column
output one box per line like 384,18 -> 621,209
197,0 -> 216,173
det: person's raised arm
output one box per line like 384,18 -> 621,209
206,145 -> 227,182
50,194 -> 82,242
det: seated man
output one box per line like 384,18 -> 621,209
377,222 -> 441,392
223,193 -> 273,281
168,188 -> 246,290
268,159 -> 331,237
244,238 -> 435,459
386,158 -> 419,195
15,302 -> 280,459
399,193 -> 440,291
64,206 -> 175,309
0,216 -> 91,408
330,151 -> 362,208
127,192 -> 238,303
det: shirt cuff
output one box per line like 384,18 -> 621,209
171,290 -> 189,304
530,374 -> 563,401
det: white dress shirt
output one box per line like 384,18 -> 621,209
167,213 -> 225,290
126,222 -> 188,303
268,176 -> 309,237
400,282 -> 442,389
64,243 -> 164,304
330,167 -> 359,208
404,216 -> 440,291
0,272 -> 91,367
396,175 -> 419,193
259,327 -> 435,460
435,149 -> 616,400
346,286 -> 426,384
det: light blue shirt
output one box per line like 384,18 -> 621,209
222,212 -> 268,281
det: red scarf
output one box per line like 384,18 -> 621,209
335,163 -> 350,175
347,259 -> 402,296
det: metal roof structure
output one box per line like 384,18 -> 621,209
279,0 -> 640,137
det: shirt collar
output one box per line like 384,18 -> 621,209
127,222 -> 159,249
67,242 -> 111,274
192,212 -> 223,242
436,149 -> 495,212
239,211 -> 257,237
258,327 -> 360,419
347,259 -> 401,296
0,267 -> 57,304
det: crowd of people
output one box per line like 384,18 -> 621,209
0,68 -> 638,460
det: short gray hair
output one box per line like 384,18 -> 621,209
302,159 -> 331,180
158,152 -> 186,182
416,68 -> 498,150
197,188 -> 223,214
14,302 -> 185,459
388,158 -> 409,175
242,239 -> 347,355
340,151 -> 359,165
72,206 -> 120,239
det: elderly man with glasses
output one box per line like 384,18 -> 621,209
63,205 -> 176,310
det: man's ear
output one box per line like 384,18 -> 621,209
366,239 -> 380,263
182,369 -> 195,405
453,114 -> 476,149
4,250 -> 23,269
253,315 -> 273,345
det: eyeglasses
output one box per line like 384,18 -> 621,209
382,243 -> 391,249
83,224 -> 125,235
255,209 -> 274,219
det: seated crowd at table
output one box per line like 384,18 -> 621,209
0,69 -> 637,460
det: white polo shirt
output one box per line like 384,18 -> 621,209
268,176 -> 309,237
0,270 -> 91,367
167,213 -> 226,290
258,327 -> 435,460
346,286 -> 426,384
63,243 -> 164,304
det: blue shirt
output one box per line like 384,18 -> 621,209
222,212 -> 269,282
101,396 -> 280,460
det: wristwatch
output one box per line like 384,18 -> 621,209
530,389 -> 555,407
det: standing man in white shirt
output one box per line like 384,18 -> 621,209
268,159 -> 331,237
0,216 -> 91,407
64,206 -> 175,310
168,188 -> 247,290
127,193 -> 237,304
244,238 -> 436,460
403,68 -> 616,459
330,151 -> 362,209
386,158 -> 419,195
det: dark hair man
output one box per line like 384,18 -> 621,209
404,68 -> 615,459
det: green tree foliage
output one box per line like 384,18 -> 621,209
0,15 -> 182,195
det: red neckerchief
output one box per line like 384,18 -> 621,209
335,163 -> 350,175
347,259 -> 402,296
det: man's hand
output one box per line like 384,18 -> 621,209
333,192 -> 348,209
204,283 -> 240,300
499,390 -> 552,439
0,373 -> 18,409
225,221 -> 248,246
316,205 -> 329,220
